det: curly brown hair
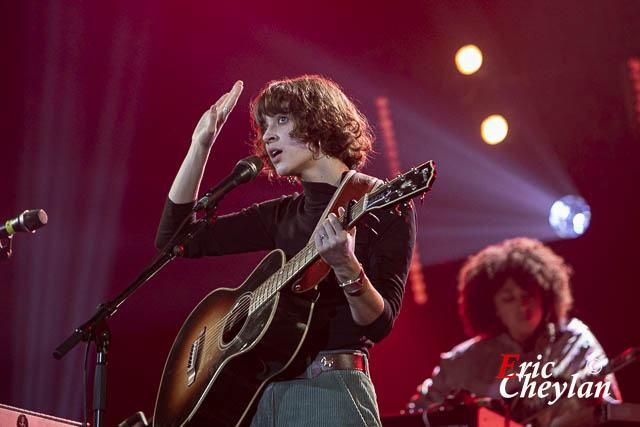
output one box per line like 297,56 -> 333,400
457,237 -> 574,338
250,75 -> 374,179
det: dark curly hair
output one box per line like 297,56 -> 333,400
250,75 -> 374,179
457,237 -> 573,338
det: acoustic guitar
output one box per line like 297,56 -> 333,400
153,161 -> 436,426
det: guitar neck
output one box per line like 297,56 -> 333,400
248,160 -> 436,314
251,196 -> 369,310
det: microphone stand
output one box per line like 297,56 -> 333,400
53,191 -> 223,427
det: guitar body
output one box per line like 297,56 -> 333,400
153,249 -> 317,427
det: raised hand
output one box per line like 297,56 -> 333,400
168,80 -> 244,204
192,80 -> 244,148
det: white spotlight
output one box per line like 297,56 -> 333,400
549,195 -> 591,238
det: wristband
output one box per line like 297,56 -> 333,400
339,264 -> 365,296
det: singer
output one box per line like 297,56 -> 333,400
155,76 -> 416,426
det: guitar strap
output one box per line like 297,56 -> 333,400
309,170 -> 383,242
294,170 -> 383,294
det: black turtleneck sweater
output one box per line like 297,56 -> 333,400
155,178 -> 416,354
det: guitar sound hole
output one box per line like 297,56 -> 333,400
221,294 -> 251,345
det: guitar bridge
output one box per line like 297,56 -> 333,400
186,327 -> 206,387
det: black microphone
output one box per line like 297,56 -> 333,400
194,155 -> 264,210
1,209 -> 48,238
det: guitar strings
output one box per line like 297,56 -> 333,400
195,214 -> 353,355
180,167 -> 433,382
193,239 -> 316,356
196,177 -> 414,358
193,197 -> 368,358
199,168 -> 432,353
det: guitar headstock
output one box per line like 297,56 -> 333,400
364,160 -> 436,213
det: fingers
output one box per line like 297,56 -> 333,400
218,81 -> 244,122
213,93 -> 230,120
337,207 -> 356,236
313,229 -> 326,250
314,213 -> 358,273
316,213 -> 355,247
191,81 -> 243,148
207,95 -> 228,133
323,213 -> 342,240
313,215 -> 340,250
223,80 -> 243,115
210,81 -> 244,132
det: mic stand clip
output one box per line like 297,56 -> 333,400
0,235 -> 13,261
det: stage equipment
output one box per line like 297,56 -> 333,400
0,403 -> 81,426
481,115 -> 508,145
1,209 -> 48,238
1,209 -> 48,261
193,155 -> 263,211
52,155 -> 262,427
549,194 -> 591,238
152,161 -> 437,426
455,44 -> 483,75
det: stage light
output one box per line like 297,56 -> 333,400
455,44 -> 483,75
375,96 -> 428,304
549,195 -> 591,238
481,114 -> 508,144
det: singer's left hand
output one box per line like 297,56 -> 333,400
313,207 -> 360,282
192,80 -> 244,149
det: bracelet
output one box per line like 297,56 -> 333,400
339,264 -> 366,296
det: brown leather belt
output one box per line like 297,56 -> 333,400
296,351 -> 368,379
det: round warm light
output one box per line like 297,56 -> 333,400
481,114 -> 508,145
455,45 -> 483,75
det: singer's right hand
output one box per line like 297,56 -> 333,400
192,80 -> 244,148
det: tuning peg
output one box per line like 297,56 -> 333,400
363,223 -> 378,237
394,205 -> 403,216
367,213 -> 381,223
420,192 -> 426,205
362,213 -> 380,236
